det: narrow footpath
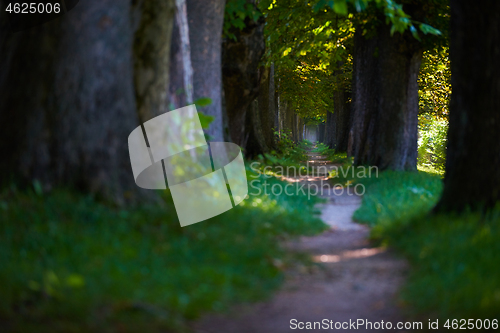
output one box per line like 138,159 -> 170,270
193,151 -> 409,333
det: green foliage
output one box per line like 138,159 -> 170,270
259,0 -> 355,119
223,0 -> 262,40
259,0 -> 446,122
419,48 -> 451,119
193,97 -> 212,107
193,97 -> 215,129
271,130 -> 307,164
197,112 -> 214,130
310,0 -> 442,37
311,142 -> 330,154
313,142 -> 352,165
417,115 -> 448,173
274,129 -> 295,155
0,176 -> 326,332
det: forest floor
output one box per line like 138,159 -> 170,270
192,151 -> 411,333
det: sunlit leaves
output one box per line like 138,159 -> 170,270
418,48 -> 451,119
258,0 -> 446,124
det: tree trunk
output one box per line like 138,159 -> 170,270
169,0 -> 194,110
274,72 -> 280,133
257,65 -> 277,149
186,0 -> 226,141
0,1 -> 174,203
351,22 -> 422,170
243,98 -> 269,157
318,123 -> 326,143
222,3 -> 265,146
282,99 -> 295,136
292,114 -> 298,142
332,81 -> 351,152
298,117 -> 304,141
436,0 -> 500,212
324,110 -> 335,149
133,0 -> 175,122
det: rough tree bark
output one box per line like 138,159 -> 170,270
222,2 -> 265,147
350,19 -> 422,170
0,1 -> 175,202
186,0 -> 226,141
436,0 -> 500,212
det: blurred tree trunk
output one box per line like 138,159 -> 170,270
274,74 -> 280,133
186,0 -> 226,141
133,0 -> 175,122
351,21 -> 422,170
282,99 -> 294,136
298,117 -> 304,141
436,0 -> 500,212
318,123 -> 326,143
0,0 -> 174,203
324,110 -> 335,148
292,114 -> 298,142
243,98 -> 269,157
258,65 -> 277,149
169,0 -> 194,110
332,78 -> 351,152
222,2 -> 265,147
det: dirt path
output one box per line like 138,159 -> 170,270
192,152 -> 409,332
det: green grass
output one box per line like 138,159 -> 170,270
387,209 -> 500,319
353,170 -> 500,319
353,171 -> 443,229
0,168 -> 327,332
312,143 -> 352,165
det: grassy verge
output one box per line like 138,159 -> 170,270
0,167 -> 327,332
311,142 -> 352,165
353,170 -> 500,319
353,171 -> 443,230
